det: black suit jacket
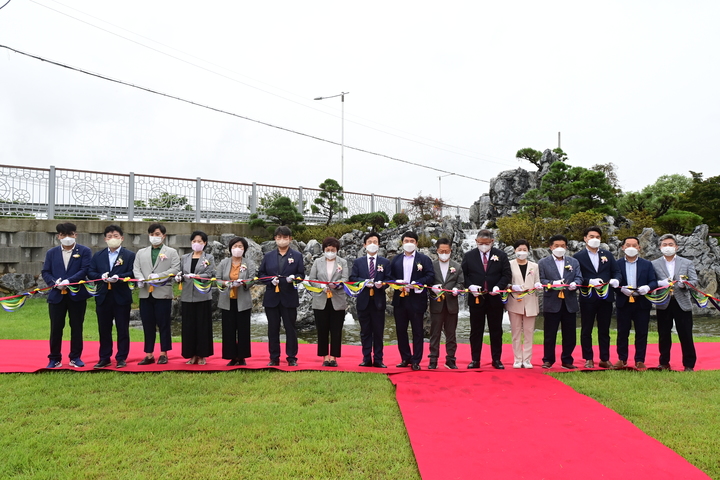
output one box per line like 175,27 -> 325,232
573,248 -> 621,304
88,247 -> 136,306
41,244 -> 92,303
350,255 -> 391,311
389,252 -> 435,313
615,257 -> 658,310
258,248 -> 305,308
461,247 -> 512,294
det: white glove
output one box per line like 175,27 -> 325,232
637,285 -> 650,295
511,285 -> 523,292
54,278 -> 66,290
589,278 -> 602,286
286,275 -> 295,284
469,285 -> 480,297
657,279 -> 670,288
490,286 -> 500,295
412,282 -> 423,294
364,279 -> 374,287
568,282 -> 577,291
108,275 -> 119,284
148,274 -> 160,285
395,279 -> 407,285
609,279 -> 620,288
552,280 -> 563,286
432,284 -> 442,294
374,281 -> 383,289
621,286 -> 633,297
174,274 -> 183,283
534,282 -> 543,290
271,277 -> 280,286
452,287 -> 459,296
101,272 -> 110,282
137,280 -> 145,288
677,281 -> 686,289
232,279 -> 244,288
327,282 -> 338,289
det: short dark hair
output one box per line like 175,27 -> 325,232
56,222 -> 77,235
476,229 -> 494,240
228,236 -> 248,253
274,226 -> 292,237
322,237 -> 340,251
148,223 -> 166,235
621,236 -> 639,246
583,226 -> 603,237
548,234 -> 568,246
103,224 -> 123,237
364,232 -> 380,244
190,231 -> 208,248
513,239 -> 530,250
401,231 -> 419,242
436,238 -> 451,248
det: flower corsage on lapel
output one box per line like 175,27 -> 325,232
600,256 -> 608,263
490,255 -> 499,262
202,258 -> 210,267
377,265 -> 384,273
288,257 -> 295,264
240,264 -> 247,272
449,266 -> 456,274
159,253 -> 168,261
114,257 -> 124,267
564,264 -> 573,271
72,253 -> 80,258
416,262 -> 423,271
336,265 -> 343,273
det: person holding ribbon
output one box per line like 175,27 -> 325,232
177,231 -> 216,365
41,222 -> 92,369
88,224 -> 136,369
613,237 -> 657,369
217,236 -> 256,366
506,239 -> 541,369
308,237 -> 349,367
133,223 -> 181,366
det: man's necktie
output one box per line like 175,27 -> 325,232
369,256 -> 375,279
483,252 -> 488,291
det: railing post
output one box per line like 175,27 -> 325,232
396,197 -> 401,214
298,187 -> 304,215
128,172 -> 135,221
196,177 -> 202,223
250,182 -> 257,214
47,165 -> 56,220
370,193 -> 375,213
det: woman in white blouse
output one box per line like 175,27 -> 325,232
507,239 -> 542,368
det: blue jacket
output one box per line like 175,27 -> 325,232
41,244 -> 92,304
538,254 -> 583,314
389,251 -> 435,313
88,247 -> 136,306
350,254 -> 391,311
573,248 -> 622,304
258,248 -> 305,308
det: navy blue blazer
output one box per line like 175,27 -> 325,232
350,254 -> 391,311
88,247 -> 137,306
573,248 -> 622,304
389,251 -> 435,313
41,244 -> 92,304
258,248 -> 305,308
615,257 -> 658,310
538,254 -> 583,314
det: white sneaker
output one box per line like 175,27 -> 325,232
523,361 -> 533,369
513,361 -> 523,369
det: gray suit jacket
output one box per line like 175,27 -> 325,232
651,255 -> 697,312
216,257 -> 257,312
132,244 -> 181,300
308,256 -> 349,310
428,259 -> 464,315
179,252 -> 216,303
538,255 -> 583,314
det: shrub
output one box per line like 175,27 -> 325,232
565,211 -> 607,241
293,223 -> 365,244
347,211 -> 389,229
615,210 -> 659,239
392,212 -> 409,226
656,210 -> 703,235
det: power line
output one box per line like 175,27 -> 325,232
0,45 -> 489,184
0,0 -> 12,11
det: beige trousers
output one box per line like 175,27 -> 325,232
508,312 -> 536,363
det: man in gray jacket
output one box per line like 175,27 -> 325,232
652,234 -> 698,371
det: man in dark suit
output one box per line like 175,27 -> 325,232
538,235 -> 583,369
428,238 -> 465,369
88,225 -> 136,369
40,222 -> 92,368
258,226 -> 305,366
574,226 -> 621,369
389,231 -> 435,370
614,236 -> 658,369
461,229 -> 511,369
350,231 -> 391,368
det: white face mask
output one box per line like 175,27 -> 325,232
324,251 -> 337,260
661,246 -> 676,257
515,251 -> 529,260
477,243 -> 492,253
231,247 -> 244,258
106,238 -> 122,249
403,242 -> 417,253
60,236 -> 76,247
276,239 -> 290,248
149,236 -> 163,246
624,247 -> 639,258
552,247 -> 566,258
191,243 -> 205,252
587,238 -> 601,249
438,253 -> 451,262
365,243 -> 379,254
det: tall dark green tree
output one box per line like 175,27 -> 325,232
676,172 -> 720,230
311,178 -> 348,226
266,196 -> 304,226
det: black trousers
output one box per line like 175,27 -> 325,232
314,299 -> 345,357
139,296 -> 173,354
266,305 -> 298,362
657,297 -> 696,368
429,302 -> 458,361
48,295 -> 87,361
221,301 -> 251,360
357,306 -> 385,363
616,303 -> 650,362
542,302 -> 577,365
181,300 -> 214,358
394,305 -> 425,364
96,293 -> 131,362
468,295 -> 504,362
580,300 -> 613,361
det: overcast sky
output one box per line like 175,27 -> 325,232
1,1 -> 719,209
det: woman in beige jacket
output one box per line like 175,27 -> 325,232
506,239 -> 542,368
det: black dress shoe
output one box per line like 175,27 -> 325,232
444,361 -> 458,369
157,355 -> 168,365
411,363 -> 421,371
683,367 -> 694,372
373,362 -> 387,368
492,360 -> 505,370
115,360 -> 127,369
359,361 -> 373,367
138,357 -> 155,365
288,360 -> 298,367
467,361 -> 480,369
328,360 -> 338,367
237,358 -> 246,366
227,359 -> 239,366
322,360 -> 331,367
94,359 -> 111,369
267,360 -> 280,366
396,360 -> 411,368
428,362 -> 438,370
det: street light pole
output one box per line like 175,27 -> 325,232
314,92 -> 349,190
438,173 -> 455,216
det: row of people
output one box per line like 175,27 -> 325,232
40,222 -> 697,372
